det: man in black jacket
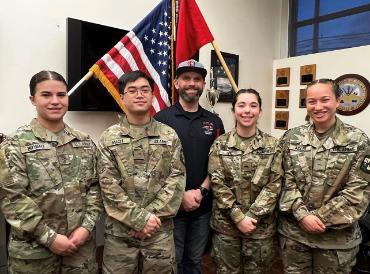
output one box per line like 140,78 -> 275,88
155,59 -> 224,274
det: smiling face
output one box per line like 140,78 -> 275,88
175,71 -> 205,103
233,92 -> 262,130
30,79 -> 68,125
120,77 -> 153,115
306,83 -> 339,131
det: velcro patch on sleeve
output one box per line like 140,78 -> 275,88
360,155 -> 370,174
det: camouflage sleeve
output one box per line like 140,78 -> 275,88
145,137 -> 186,218
81,142 -> 104,232
314,135 -> 370,228
0,140 -> 57,247
246,145 -> 282,221
208,142 -> 245,224
97,141 -> 151,232
278,136 -> 311,221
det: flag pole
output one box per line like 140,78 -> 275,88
211,41 -> 238,93
171,0 -> 176,104
68,71 -> 94,96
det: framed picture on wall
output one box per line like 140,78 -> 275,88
210,50 -> 239,102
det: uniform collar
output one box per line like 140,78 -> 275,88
226,128 -> 265,152
303,117 -> 348,148
119,115 -> 160,138
30,118 -> 82,145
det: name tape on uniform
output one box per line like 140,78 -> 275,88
72,141 -> 93,148
149,139 -> 170,145
25,143 -> 52,152
109,138 -> 131,146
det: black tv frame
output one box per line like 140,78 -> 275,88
67,17 -> 128,111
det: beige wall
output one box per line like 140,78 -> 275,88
197,0 -> 285,132
0,0 -> 285,140
271,45 -> 370,138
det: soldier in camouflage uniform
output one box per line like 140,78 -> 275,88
97,70 -> 186,274
278,78 -> 370,274
208,89 -> 281,274
0,71 -> 103,273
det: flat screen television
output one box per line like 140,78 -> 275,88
67,17 -> 128,111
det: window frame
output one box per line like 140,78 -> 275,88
289,0 -> 370,56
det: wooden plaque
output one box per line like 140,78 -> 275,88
275,90 -> 289,108
299,89 -> 306,108
300,64 -> 316,85
274,111 -> 289,130
276,67 -> 290,87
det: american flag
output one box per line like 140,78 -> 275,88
90,0 -> 172,114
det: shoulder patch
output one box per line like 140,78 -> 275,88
71,140 -> 93,148
361,155 -> 370,174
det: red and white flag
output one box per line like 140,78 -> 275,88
90,0 -> 214,114
90,0 -> 172,114
176,0 -> 214,66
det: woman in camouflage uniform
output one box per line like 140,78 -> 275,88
0,71 -> 103,273
278,79 -> 370,274
208,89 -> 281,274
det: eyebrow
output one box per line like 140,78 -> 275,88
39,90 -> 67,94
237,101 -> 258,104
127,85 -> 151,89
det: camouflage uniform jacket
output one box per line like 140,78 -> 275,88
0,119 -> 103,259
278,118 -> 370,249
97,116 -> 185,238
208,128 -> 281,239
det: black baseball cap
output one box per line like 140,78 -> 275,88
176,59 -> 207,79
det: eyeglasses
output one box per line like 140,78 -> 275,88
123,86 -> 152,96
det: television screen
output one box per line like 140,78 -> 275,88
67,17 -> 128,111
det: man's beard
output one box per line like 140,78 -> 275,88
179,88 -> 203,103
